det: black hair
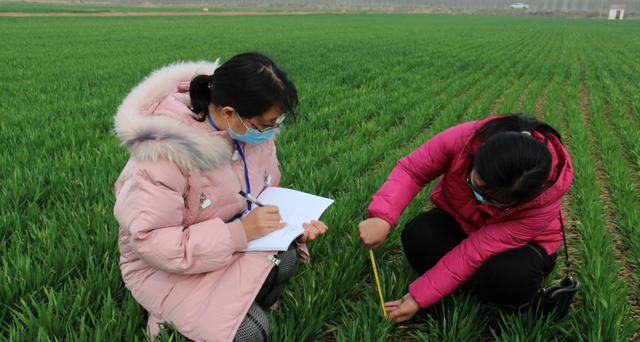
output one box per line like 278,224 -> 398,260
189,52 -> 298,122
472,113 -> 562,204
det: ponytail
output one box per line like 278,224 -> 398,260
189,74 -> 214,121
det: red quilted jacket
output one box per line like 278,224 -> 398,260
368,117 -> 573,308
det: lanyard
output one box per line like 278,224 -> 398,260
207,112 -> 252,210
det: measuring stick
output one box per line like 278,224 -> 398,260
356,206 -> 387,318
370,249 -> 387,318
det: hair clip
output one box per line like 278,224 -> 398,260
522,131 -> 531,136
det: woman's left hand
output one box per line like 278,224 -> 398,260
385,293 -> 421,323
296,220 -> 328,243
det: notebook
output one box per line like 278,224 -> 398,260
240,187 -> 334,251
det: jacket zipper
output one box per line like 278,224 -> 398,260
182,193 -> 208,231
250,252 -> 281,266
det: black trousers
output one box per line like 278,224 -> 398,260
401,208 -> 557,307
234,243 -> 299,342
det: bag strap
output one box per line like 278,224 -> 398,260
560,210 -> 571,273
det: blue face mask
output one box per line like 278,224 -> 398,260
227,123 -> 275,144
473,190 -> 494,206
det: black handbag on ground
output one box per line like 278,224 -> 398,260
533,213 -> 581,322
535,275 -> 581,321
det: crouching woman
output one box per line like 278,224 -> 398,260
113,52 -> 327,341
358,113 -> 573,322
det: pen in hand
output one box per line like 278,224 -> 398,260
239,191 -> 265,207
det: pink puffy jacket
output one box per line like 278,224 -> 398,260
368,118 -> 573,308
113,61 -> 308,341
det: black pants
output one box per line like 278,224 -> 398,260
234,244 -> 299,342
401,208 -> 557,307
254,243 -> 299,311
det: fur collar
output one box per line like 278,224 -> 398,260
113,60 -> 232,173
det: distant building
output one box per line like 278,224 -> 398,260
608,4 -> 626,20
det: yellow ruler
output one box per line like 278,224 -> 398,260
370,249 -> 387,318
357,206 -> 387,318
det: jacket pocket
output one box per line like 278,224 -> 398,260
183,193 -> 211,231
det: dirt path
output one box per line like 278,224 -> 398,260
2,7 -> 636,18
0,10 -> 328,16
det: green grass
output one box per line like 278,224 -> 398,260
1,12 -> 640,341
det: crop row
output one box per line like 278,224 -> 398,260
272,23 -> 557,342
2,14 -> 640,341
578,31 -> 640,331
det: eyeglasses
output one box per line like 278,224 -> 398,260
237,111 -> 287,133
466,171 -> 516,212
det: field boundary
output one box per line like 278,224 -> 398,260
2,2 -> 639,18
0,10 -> 332,16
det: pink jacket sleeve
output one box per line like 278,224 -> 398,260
408,199 -> 562,307
114,159 -> 248,275
368,121 -> 476,226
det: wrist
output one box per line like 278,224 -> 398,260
368,210 -> 397,228
408,283 -> 427,308
241,220 -> 256,241
372,217 -> 392,230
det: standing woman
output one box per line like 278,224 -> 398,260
358,113 -> 573,322
113,53 -> 328,341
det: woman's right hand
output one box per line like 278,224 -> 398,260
242,205 -> 287,241
358,217 -> 391,249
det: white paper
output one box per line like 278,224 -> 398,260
241,188 -> 334,251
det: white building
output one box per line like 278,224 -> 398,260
608,4 -> 626,20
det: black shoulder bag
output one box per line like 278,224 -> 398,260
534,214 -> 581,322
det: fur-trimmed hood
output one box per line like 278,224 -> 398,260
114,60 -> 232,173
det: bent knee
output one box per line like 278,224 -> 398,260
234,302 -> 270,342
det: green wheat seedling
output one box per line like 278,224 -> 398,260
411,288 -> 492,342
331,296 -> 395,342
555,58 -> 638,341
2,12 -> 640,341
490,304 -> 570,342
581,56 -> 640,274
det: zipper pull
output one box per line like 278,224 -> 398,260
200,194 -> 211,209
232,150 -> 239,161
249,251 -> 281,266
184,194 -> 208,232
267,255 -> 281,266
264,171 -> 271,185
